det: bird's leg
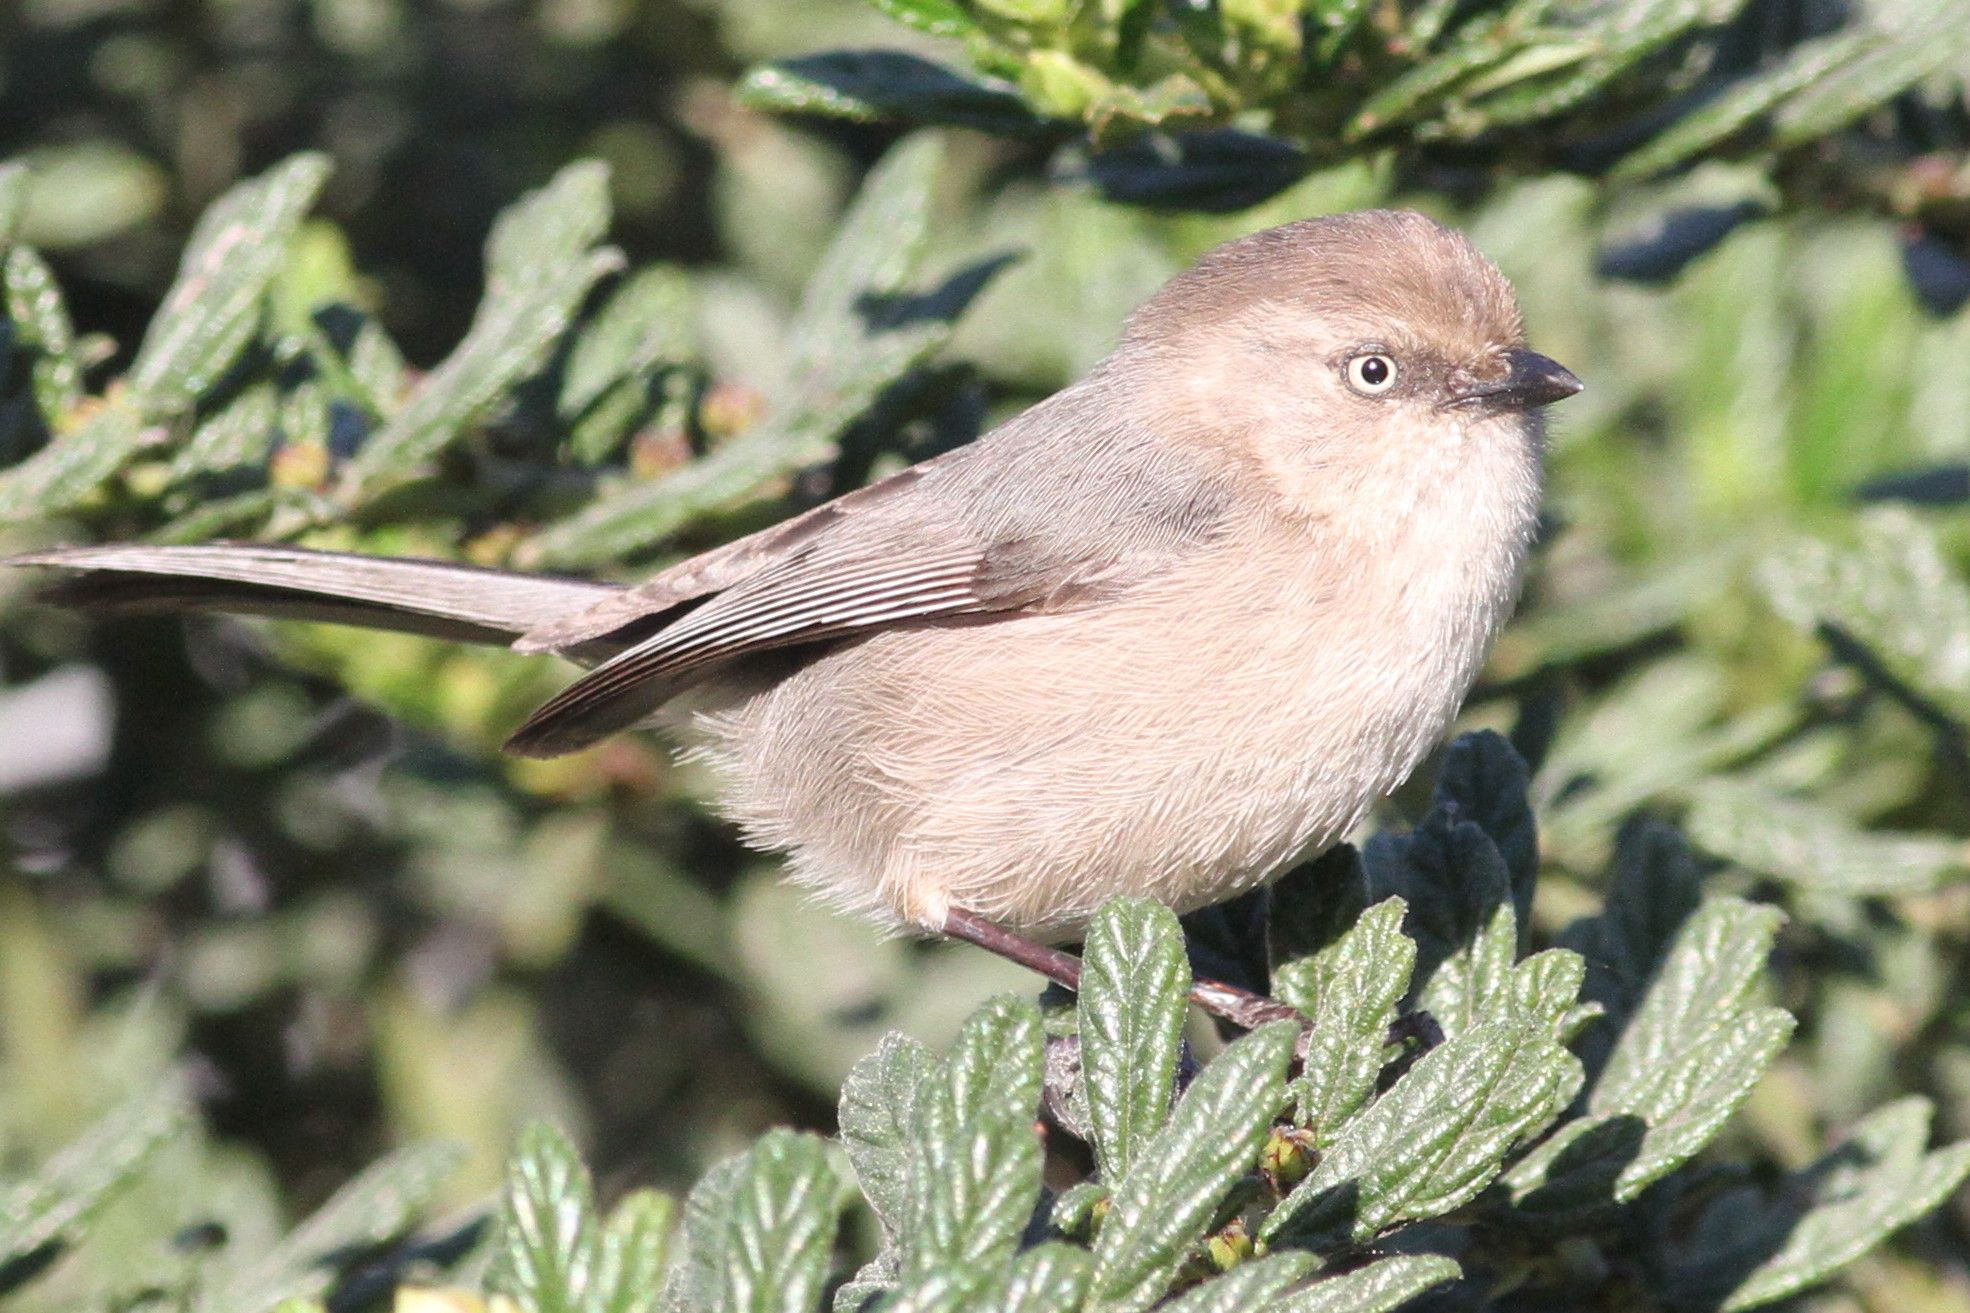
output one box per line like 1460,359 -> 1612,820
940,908 -> 1305,1031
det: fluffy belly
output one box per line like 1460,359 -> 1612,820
675,572 -> 1468,941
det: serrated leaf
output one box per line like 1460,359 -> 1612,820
1078,897 -> 1189,1181
342,161 -> 622,499
1610,30 -> 1871,179
1265,1022 -> 1580,1247
664,1152 -> 745,1313
1001,1243 -> 1096,1312
559,266 -> 694,421
598,1190 -> 673,1313
0,1076 -> 192,1270
838,1033 -> 938,1236
1758,510 -> 1970,725
1088,1021 -> 1297,1313
1508,897 -> 1792,1215
487,1121 -> 603,1313
1685,777 -> 1965,895
900,998 -> 1045,1282
5,245 -> 80,419
1160,1253 -> 1315,1313
128,153 -> 330,418
0,396 -> 148,521
1771,14 -> 1970,147
1271,897 -> 1414,1141
525,138 -> 1005,569
1266,845 -> 1370,973
208,1142 -> 463,1313
868,0 -> 977,38
1668,1099 -> 1970,1310
1429,731 -> 1537,920
716,1130 -> 842,1313
833,1250 -> 897,1313
1265,1255 -> 1461,1313
170,382 -> 279,481
1365,814 -> 1517,1038
737,53 -> 1044,134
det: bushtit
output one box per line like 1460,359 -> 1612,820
13,210 -> 1579,1021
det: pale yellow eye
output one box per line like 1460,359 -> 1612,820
1346,353 -> 1398,395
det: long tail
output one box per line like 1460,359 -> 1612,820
10,544 -> 624,649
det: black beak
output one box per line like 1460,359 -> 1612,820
1451,349 -> 1583,410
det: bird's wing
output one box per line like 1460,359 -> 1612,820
503,430 -> 1237,758
510,450 -> 967,655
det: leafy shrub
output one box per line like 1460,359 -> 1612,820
7,737 -> 1968,1311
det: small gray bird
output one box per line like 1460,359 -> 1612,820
13,210 -> 1578,1009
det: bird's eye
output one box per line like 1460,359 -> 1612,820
1346,353 -> 1399,396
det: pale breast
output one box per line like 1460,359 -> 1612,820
681,415 -> 1541,941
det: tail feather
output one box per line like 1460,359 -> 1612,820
11,544 -> 625,651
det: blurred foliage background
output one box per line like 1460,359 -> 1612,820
2,0 -> 1970,1308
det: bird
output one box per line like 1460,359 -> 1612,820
11,209 -> 1579,1020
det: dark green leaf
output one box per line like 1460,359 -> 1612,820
0,399 -> 149,521
1089,1021 -> 1297,1312
1685,777 -> 1965,895
663,1152 -> 746,1313
1001,1243 -> 1096,1312
487,1121 -> 603,1313
738,52 -> 1046,134
1271,897 -> 1414,1141
1161,1252 -> 1316,1313
1078,897 -> 1189,1181
0,1077 -> 191,1270
1265,1022 -> 1579,1247
4,245 -> 80,419
342,161 -> 622,499
838,1033 -> 938,1236
716,1130 -> 842,1313
128,154 -> 330,418
1264,1255 -> 1461,1312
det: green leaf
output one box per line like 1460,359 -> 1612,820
170,382 -> 279,481
1160,1253 -> 1316,1313
487,1121 -> 603,1313
838,1033 -> 938,1236
1609,30 -> 1872,179
1265,1022 -> 1580,1247
1365,814 -> 1517,1038
1265,1255 -> 1461,1312
1271,897 -> 1414,1141
599,1190 -> 674,1313
1428,731 -> 1537,917
1771,14 -> 1970,147
664,1153 -> 746,1313
1508,897 -> 1792,1215
341,161 -> 622,499
900,998 -> 1045,1282
1001,1243 -> 1096,1312
737,53 -> 1045,134
833,1250 -> 897,1313
1759,510 -> 1970,725
526,135 -> 1004,569
559,265 -> 695,421
867,0 -> 978,39
127,153 -> 330,418
0,162 -> 26,245
1685,777 -> 1965,895
1673,1099 -> 1970,1310
208,1142 -> 462,1313
1266,845 -> 1370,973
1078,897 -> 1190,1182
0,1077 -> 192,1271
1088,1021 -> 1298,1313
0,396 -> 149,521
4,245 -> 80,419
716,1130 -> 843,1313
